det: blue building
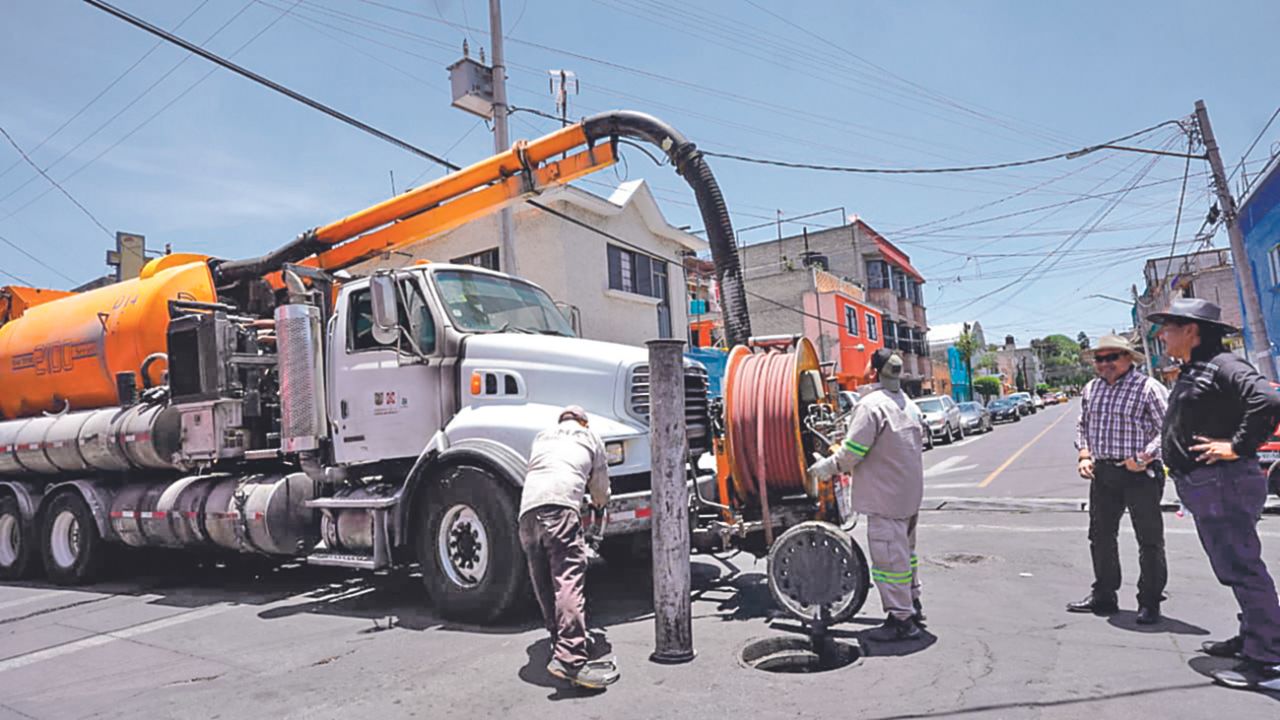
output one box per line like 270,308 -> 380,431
1238,158 -> 1280,375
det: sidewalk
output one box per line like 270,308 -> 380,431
130,510 -> 1277,720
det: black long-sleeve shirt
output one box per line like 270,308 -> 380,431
1162,347 -> 1280,475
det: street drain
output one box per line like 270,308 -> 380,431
740,636 -> 861,673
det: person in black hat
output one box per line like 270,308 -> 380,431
1150,297 -> 1280,692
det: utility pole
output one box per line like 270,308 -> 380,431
1196,100 -> 1274,379
489,0 -> 518,276
1131,284 -> 1154,375
647,339 -> 695,664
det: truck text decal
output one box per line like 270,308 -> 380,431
11,340 -> 100,375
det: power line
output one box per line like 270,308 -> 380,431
0,230 -> 76,283
701,120 -> 1184,175
0,0 -> 212,186
0,126 -> 112,239
0,2 -> 255,208
1231,104 -> 1280,184
81,0 -> 460,172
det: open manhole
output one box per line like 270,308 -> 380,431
740,635 -> 862,674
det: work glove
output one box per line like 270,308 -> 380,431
807,454 -> 840,484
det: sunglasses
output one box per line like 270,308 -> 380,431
1093,353 -> 1123,364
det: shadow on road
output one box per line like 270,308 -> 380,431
1107,610 -> 1210,636
1187,656 -> 1280,702
518,630 -> 616,700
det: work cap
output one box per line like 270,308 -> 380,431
559,405 -> 589,425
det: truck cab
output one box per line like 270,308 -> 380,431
320,263 -> 710,617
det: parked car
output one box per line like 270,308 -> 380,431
988,397 -> 1022,424
1009,392 -> 1036,415
1032,394 -> 1045,410
903,396 -> 934,450
957,401 -> 992,434
836,390 -> 860,416
916,395 -> 964,444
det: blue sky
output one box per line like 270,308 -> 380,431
2,0 -> 1278,342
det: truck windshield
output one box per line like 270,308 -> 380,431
433,270 -> 576,336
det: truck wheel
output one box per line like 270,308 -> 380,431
40,492 -> 105,585
418,465 -> 528,623
0,495 -> 39,580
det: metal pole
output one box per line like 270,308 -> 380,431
489,0 -> 519,276
1195,100 -> 1274,379
1131,284 -> 1154,374
646,338 -> 694,664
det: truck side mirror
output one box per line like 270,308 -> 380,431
369,273 -> 400,346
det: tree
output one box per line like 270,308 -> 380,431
974,375 -> 1001,403
977,351 -> 999,373
1037,334 -> 1084,385
1077,331 -> 1090,350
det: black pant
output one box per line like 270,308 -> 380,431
1175,461 -> 1280,663
1088,462 -> 1167,607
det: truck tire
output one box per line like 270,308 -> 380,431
0,495 -> 39,580
418,465 -> 528,623
40,492 -> 106,585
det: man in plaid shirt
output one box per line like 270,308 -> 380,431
1069,334 -> 1170,624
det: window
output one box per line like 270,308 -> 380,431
433,270 -> 575,336
1270,245 -> 1280,286
608,244 -> 672,337
845,305 -> 859,336
895,269 -> 910,299
866,312 -> 878,341
867,260 -> 890,289
608,245 -> 667,299
450,248 -> 500,271
348,279 -> 437,353
884,320 -> 899,350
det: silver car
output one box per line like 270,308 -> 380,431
915,395 -> 964,444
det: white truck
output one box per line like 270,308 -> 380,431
0,111 -> 749,623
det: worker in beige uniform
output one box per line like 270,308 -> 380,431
808,349 -> 926,641
519,405 -> 619,690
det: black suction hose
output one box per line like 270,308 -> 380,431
583,111 -> 751,348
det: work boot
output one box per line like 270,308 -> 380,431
866,614 -> 922,642
1066,593 -> 1118,615
912,598 -> 927,625
1201,635 -> 1245,659
1136,605 -> 1161,625
547,657 -> 620,690
1211,659 -> 1280,692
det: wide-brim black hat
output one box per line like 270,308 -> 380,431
1146,297 -> 1238,333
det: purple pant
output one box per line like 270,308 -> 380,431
518,505 -> 588,669
1174,460 -> 1280,663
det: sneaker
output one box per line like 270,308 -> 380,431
1066,594 -> 1119,615
1211,659 -> 1280,692
912,598 -> 927,625
866,614 -> 922,642
547,657 -> 620,690
1201,635 -> 1245,659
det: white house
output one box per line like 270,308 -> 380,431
352,180 -> 707,347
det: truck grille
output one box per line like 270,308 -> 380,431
627,364 -> 712,456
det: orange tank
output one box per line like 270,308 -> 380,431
0,255 -> 215,420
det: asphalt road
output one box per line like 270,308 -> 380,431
5,398 -> 1280,719
924,400 -> 1089,501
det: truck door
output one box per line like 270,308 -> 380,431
330,276 -> 444,465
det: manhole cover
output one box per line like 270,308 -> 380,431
936,552 -> 991,566
740,635 -> 862,674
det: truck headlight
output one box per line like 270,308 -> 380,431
606,441 -> 625,466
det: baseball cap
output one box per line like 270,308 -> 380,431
559,405 -> 589,425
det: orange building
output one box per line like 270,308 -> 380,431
802,270 -> 885,390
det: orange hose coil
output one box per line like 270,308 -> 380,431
722,338 -> 821,500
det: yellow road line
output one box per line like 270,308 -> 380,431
978,411 -> 1072,488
